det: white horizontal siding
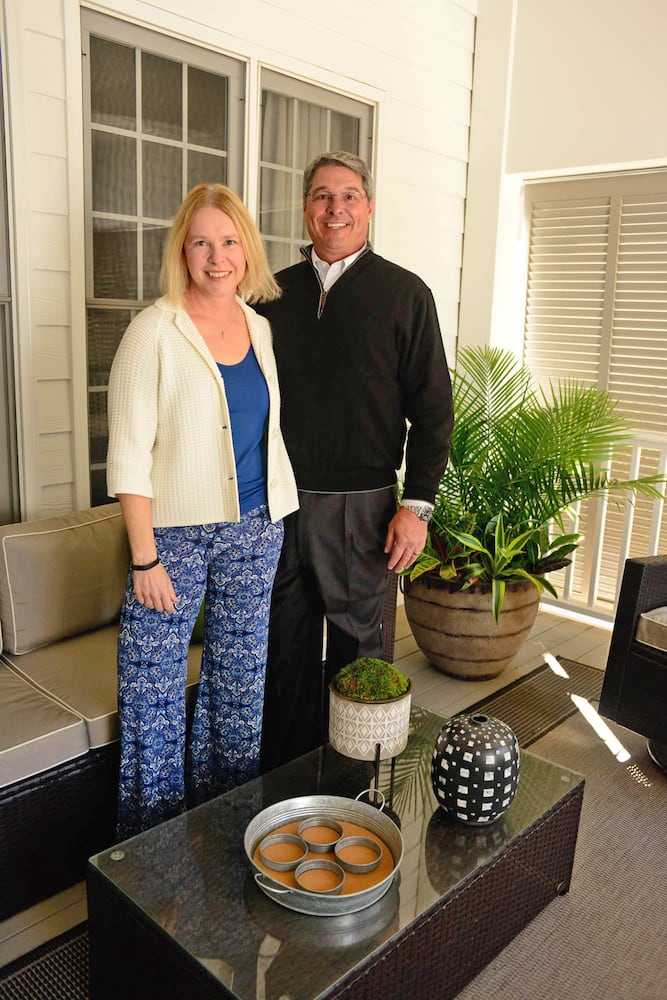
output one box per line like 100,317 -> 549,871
30,214 -> 70,271
30,271 -> 70,326
36,381 -> 71,434
25,92 -> 67,158
28,154 -> 69,212
6,1 -> 73,517
34,327 -> 72,380
39,432 -> 74,485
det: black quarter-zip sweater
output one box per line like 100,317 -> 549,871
256,246 -> 454,502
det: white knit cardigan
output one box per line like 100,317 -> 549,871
106,296 -> 298,527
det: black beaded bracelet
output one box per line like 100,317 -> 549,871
131,556 -> 160,571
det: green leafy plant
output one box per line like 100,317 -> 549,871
331,658 -> 410,701
406,346 -> 665,621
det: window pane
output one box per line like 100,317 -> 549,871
331,112 -> 359,153
266,241 -> 294,272
188,151 -> 227,190
92,132 -> 137,216
189,68 -> 227,148
88,389 -> 108,465
142,52 -> 182,140
93,219 -> 137,299
260,167 -> 293,237
143,226 -> 169,300
261,92 -> 294,166
90,467 -> 110,507
142,141 -> 182,220
296,102 -> 328,164
90,36 -> 135,129
87,308 -> 130,386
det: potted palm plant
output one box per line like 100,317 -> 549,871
329,658 -> 412,761
403,346 -> 665,679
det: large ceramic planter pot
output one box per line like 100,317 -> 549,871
328,682 -> 412,761
404,576 -> 539,680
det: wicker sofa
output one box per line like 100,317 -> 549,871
599,554 -> 667,771
0,503 -> 203,923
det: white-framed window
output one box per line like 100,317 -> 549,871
259,70 -> 374,271
523,170 -> 667,615
81,11 -> 245,505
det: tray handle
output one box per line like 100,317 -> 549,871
255,873 -> 290,894
355,787 -> 385,811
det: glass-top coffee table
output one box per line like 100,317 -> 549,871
87,706 -> 584,1000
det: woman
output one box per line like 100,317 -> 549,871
107,183 -> 298,839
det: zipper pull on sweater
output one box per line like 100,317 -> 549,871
318,289 -> 327,316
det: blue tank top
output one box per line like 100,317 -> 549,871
217,347 -> 269,514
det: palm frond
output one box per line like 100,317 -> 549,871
406,347 -> 667,617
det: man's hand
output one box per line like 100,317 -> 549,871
385,507 -> 428,573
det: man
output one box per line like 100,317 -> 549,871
258,150 -> 454,770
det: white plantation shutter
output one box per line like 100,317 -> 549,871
525,194 -> 610,388
610,192 -> 667,433
523,171 -> 667,618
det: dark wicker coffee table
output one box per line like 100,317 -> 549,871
87,705 -> 584,1000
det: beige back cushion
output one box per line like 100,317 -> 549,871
636,606 -> 667,652
0,503 -> 130,654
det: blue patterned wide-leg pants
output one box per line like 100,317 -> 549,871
116,507 -> 283,840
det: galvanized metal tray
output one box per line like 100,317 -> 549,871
244,793 -> 404,916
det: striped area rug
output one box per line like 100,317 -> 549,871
0,924 -> 88,999
461,656 -> 604,747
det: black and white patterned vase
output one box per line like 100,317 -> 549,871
431,713 -> 520,825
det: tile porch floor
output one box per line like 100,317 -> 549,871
392,601 -> 612,720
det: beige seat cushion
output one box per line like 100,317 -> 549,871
636,606 -> 667,652
0,662 -> 88,788
0,503 -> 129,654
2,629 -> 203,748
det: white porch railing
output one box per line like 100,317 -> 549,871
543,433 -> 667,623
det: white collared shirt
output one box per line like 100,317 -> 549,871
312,246 -> 366,291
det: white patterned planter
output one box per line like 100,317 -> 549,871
328,683 -> 412,761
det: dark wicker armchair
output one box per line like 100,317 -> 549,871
599,555 -> 667,771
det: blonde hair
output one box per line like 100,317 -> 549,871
160,184 -> 281,305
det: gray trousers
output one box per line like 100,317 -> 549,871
260,487 -> 396,770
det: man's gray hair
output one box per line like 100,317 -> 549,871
303,151 -> 374,203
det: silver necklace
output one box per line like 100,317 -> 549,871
220,303 -> 240,338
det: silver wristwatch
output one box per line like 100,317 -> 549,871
400,501 -> 433,523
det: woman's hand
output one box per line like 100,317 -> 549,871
117,493 -> 179,613
133,561 -> 178,613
